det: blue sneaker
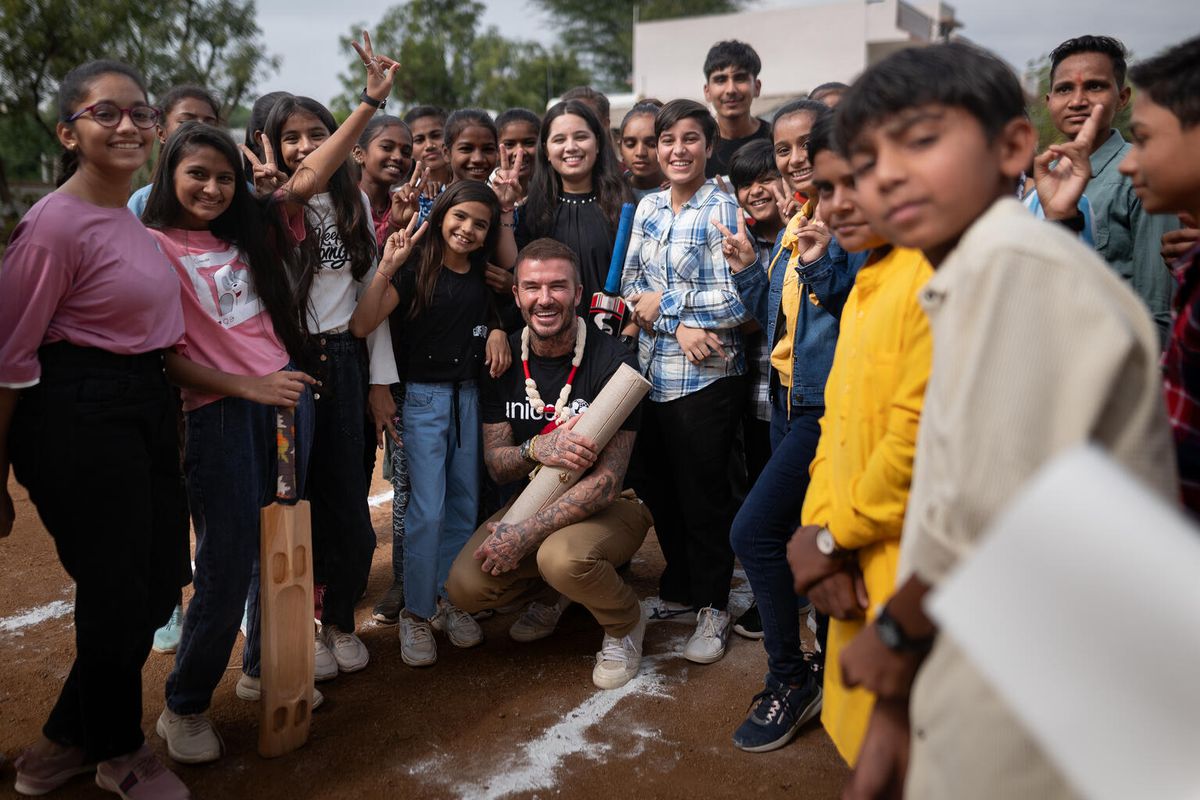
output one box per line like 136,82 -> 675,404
152,605 -> 184,654
732,674 -> 823,753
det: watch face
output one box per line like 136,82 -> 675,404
876,616 -> 902,649
817,528 -> 836,556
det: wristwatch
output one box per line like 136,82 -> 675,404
518,436 -> 538,464
815,527 -> 850,559
874,607 -> 934,653
1055,212 -> 1086,233
360,88 -> 386,110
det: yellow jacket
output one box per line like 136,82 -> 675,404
800,246 -> 933,765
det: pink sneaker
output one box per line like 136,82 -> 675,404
14,744 -> 94,795
95,744 -> 190,800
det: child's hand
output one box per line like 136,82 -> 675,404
485,263 -> 514,294
351,30 -> 399,104
492,145 -> 528,209
793,215 -> 832,264
1161,213 -> 1199,264
240,370 -> 317,408
1034,104 -> 1101,221
240,138 -> 286,194
675,325 -> 726,364
390,165 -> 427,229
380,216 -> 428,277
627,291 -> 662,331
711,212 -> 757,273
770,180 -> 803,220
368,384 -> 400,448
484,329 -> 511,378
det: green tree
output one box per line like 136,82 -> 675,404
0,0 -> 278,191
530,0 -> 746,91
1025,53 -> 1133,150
333,0 -> 590,115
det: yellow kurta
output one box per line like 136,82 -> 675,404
799,246 -> 933,765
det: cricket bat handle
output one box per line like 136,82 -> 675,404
275,407 -> 297,502
602,203 -> 636,295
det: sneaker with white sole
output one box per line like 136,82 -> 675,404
314,628 -> 338,681
509,598 -> 566,642
592,607 -> 647,689
733,602 -> 764,640
155,709 -> 223,765
732,673 -> 823,752
94,743 -> 190,799
13,745 -> 94,796
371,582 -> 403,625
641,596 -> 696,625
431,599 -> 483,648
152,605 -> 184,654
319,625 -> 369,673
683,606 -> 732,664
233,674 -> 323,710
399,614 -> 437,666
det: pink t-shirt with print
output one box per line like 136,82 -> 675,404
150,219 -> 302,411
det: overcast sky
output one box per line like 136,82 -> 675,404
254,0 -> 1199,107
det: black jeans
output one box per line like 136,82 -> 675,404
10,343 -> 190,761
307,332 -> 375,632
634,375 -> 747,610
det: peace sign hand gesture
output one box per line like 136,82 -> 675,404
380,215 -> 429,277
351,30 -> 399,104
1034,104 -> 1102,221
711,212 -> 757,273
770,180 -> 803,221
390,164 -> 427,229
239,138 -> 287,195
792,215 -> 832,264
492,144 -> 527,209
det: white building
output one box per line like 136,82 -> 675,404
627,0 -> 961,120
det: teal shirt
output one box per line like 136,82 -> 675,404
1087,129 -> 1180,340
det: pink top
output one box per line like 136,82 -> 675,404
150,211 -> 303,411
0,192 -> 184,388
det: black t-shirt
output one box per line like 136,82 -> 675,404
482,324 -> 642,445
706,118 -> 772,178
516,192 -> 614,317
389,263 -> 493,383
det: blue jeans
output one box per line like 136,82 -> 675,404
166,389 -> 314,714
307,332 -> 375,632
730,391 -> 822,686
402,381 -> 480,620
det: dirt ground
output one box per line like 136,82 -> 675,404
0,463 -> 849,800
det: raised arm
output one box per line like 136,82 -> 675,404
350,216 -> 426,337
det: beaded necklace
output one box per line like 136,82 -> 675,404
521,317 -> 586,424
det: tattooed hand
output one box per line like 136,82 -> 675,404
475,520 -> 533,575
535,414 -> 599,471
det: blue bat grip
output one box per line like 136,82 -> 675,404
603,203 -> 636,295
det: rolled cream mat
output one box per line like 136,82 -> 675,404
501,362 -> 651,524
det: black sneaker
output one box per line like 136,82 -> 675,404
372,582 -> 404,625
733,603 -> 764,639
731,674 -> 823,753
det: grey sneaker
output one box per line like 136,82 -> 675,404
314,628 -> 338,681
234,674 -> 323,710
94,743 -> 190,799
372,582 -> 403,625
399,614 -> 437,667
509,598 -> 567,643
592,607 -> 647,690
431,599 -> 483,648
683,607 -> 733,664
319,625 -> 370,673
155,709 -> 223,765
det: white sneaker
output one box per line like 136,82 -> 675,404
155,708 -> 223,765
642,596 -> 697,625
431,599 -> 483,648
509,598 -> 567,642
234,674 -> 323,710
399,615 -> 437,667
314,628 -> 338,681
319,625 -> 370,673
592,607 -> 647,689
683,607 -> 732,664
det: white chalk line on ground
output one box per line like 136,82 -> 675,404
0,598 -> 73,636
369,488 -> 394,508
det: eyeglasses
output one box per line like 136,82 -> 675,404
67,102 -> 161,129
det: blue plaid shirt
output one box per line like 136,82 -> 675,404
622,179 -> 751,402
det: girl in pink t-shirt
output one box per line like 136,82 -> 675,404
137,35 -> 400,765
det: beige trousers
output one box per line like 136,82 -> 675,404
446,489 -> 652,637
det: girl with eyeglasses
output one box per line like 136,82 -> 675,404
0,60 -> 193,798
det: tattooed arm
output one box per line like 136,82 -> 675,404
482,422 -> 534,485
475,430 -> 637,575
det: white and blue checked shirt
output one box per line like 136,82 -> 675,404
622,179 -> 752,403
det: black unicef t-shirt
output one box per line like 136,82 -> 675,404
482,326 -> 642,445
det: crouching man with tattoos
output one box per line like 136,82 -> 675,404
446,238 -> 653,689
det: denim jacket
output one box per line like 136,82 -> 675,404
733,227 -> 866,409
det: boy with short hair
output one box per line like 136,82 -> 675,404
833,42 -> 1175,798
702,40 -> 770,178
1119,35 -> 1200,516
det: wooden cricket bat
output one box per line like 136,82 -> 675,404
589,202 -> 636,337
257,406 -> 315,758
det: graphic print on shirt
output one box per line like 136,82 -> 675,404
178,246 -> 265,328
504,397 -> 590,423
317,214 -> 350,271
